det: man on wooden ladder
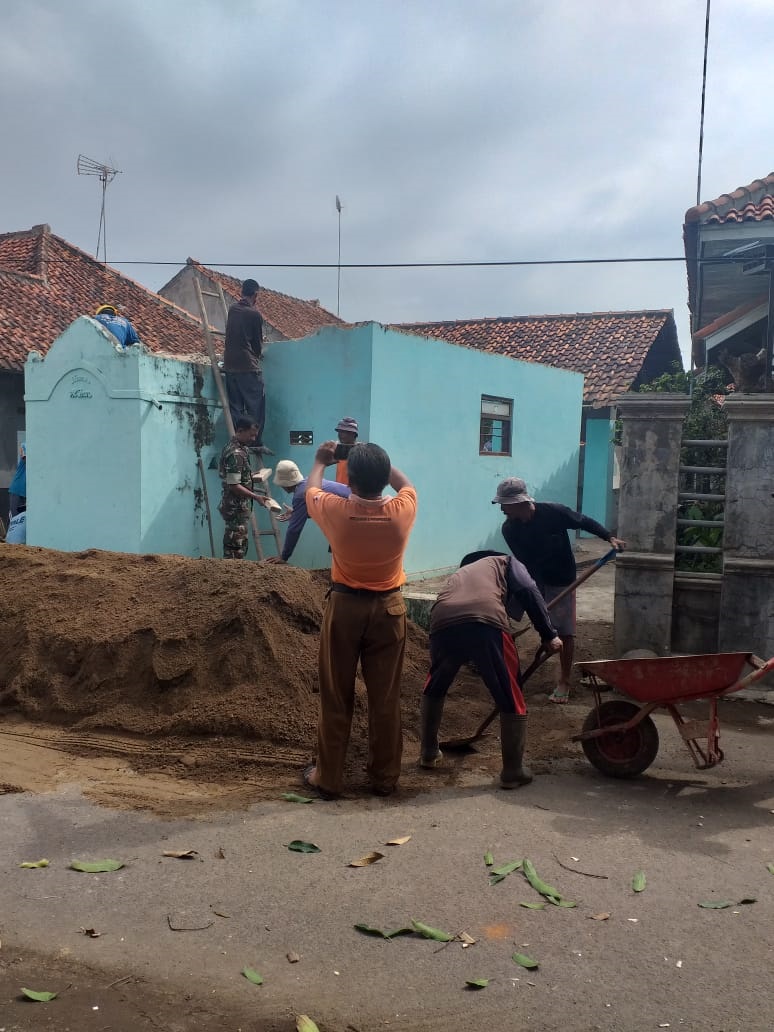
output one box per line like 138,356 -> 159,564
223,278 -> 271,454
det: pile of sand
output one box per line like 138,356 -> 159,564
0,547 -> 431,751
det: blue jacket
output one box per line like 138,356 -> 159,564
9,455 -> 26,497
282,478 -> 350,561
95,313 -> 140,347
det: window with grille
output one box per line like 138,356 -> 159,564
479,396 -> 512,455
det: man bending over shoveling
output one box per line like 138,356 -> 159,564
419,552 -> 562,789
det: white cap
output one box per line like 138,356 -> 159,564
273,459 -> 304,488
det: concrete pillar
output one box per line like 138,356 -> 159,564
613,394 -> 690,655
719,395 -> 774,658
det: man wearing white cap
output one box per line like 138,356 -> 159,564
263,460 -> 350,564
493,477 -> 625,703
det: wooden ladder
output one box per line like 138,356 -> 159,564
192,275 -> 282,560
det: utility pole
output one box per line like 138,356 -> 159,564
335,195 -> 342,316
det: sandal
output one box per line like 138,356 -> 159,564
302,764 -> 336,801
549,685 -> 572,705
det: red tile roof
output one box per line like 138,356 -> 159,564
0,225 -> 207,372
185,259 -> 347,339
684,173 -> 774,225
395,311 -> 681,408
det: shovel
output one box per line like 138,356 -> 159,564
440,548 -> 618,752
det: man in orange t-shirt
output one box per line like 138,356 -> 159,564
302,440 -> 417,798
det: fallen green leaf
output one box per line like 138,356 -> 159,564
698,900 -> 734,909
491,859 -> 522,877
523,858 -> 562,900
484,851 -> 494,867
19,859 -> 49,869
411,919 -> 453,942
465,978 -> 490,989
69,859 -> 124,873
241,967 -> 264,985
766,862 -> 774,875
385,926 -> 415,939
547,897 -> 578,908
632,870 -> 646,893
21,988 -> 58,1002
519,902 -> 546,910
281,793 -> 315,804
287,840 -> 321,854
296,1017 -> 320,1032
512,952 -> 539,970
354,923 -> 388,938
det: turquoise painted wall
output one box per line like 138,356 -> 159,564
24,319 -> 584,571
367,325 -> 584,577
581,412 -> 616,532
25,317 -> 222,556
261,325 -> 374,569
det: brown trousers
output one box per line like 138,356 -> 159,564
316,590 -> 407,795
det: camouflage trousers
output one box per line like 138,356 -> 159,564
219,501 -> 250,560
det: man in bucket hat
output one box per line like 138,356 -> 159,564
493,477 -> 625,703
263,459 -> 350,564
333,416 -> 359,485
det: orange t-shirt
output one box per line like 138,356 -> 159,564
335,459 -> 349,486
306,485 -> 418,590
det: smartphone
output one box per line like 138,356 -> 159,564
333,442 -> 353,461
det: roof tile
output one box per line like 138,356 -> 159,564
0,225 -> 207,372
394,311 -> 681,407
186,259 -> 346,339
684,173 -> 774,225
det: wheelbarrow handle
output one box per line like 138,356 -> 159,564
726,655 -> 774,694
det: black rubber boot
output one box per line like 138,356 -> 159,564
499,713 -> 533,788
419,695 -> 445,769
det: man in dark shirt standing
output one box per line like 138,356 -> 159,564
494,477 -> 625,703
223,279 -> 266,448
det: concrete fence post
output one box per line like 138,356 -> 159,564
719,395 -> 774,659
613,393 -> 690,655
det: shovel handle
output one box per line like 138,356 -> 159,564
546,548 -> 618,610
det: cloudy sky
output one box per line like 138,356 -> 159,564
2,0 -> 773,360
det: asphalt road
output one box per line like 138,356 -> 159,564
2,703 -> 773,1032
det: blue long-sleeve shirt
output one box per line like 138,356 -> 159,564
95,313 -> 140,348
8,455 -> 26,497
282,477 -> 350,561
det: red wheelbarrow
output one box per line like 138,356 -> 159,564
572,652 -> 774,778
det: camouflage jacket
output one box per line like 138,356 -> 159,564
219,437 -> 253,512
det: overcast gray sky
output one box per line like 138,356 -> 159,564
2,0 -> 773,361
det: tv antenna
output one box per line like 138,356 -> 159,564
77,154 -> 122,263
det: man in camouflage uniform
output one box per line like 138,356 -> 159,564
218,418 -> 271,559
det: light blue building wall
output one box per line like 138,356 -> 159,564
580,411 -> 617,532
264,323 -> 584,577
261,324 -> 375,568
24,319 -> 583,571
25,317 -> 224,556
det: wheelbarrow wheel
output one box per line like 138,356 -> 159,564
580,700 -> 659,778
